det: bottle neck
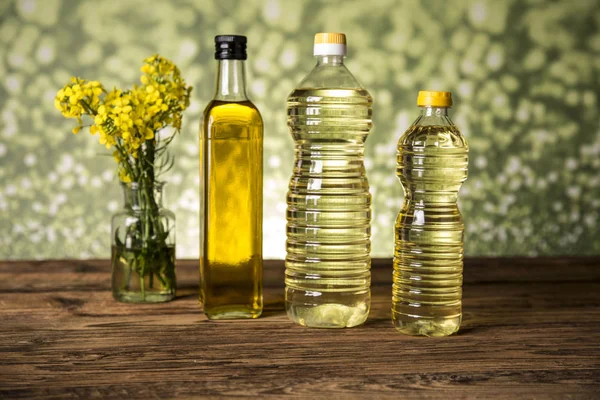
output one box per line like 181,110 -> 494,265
421,106 -> 449,117
214,59 -> 248,101
414,106 -> 452,127
315,55 -> 344,66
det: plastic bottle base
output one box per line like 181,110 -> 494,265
392,312 -> 461,337
205,305 -> 262,320
286,302 -> 369,328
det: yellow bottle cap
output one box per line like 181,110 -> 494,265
417,91 -> 453,107
314,33 -> 347,56
314,33 -> 346,44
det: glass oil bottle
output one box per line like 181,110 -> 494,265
199,35 -> 263,319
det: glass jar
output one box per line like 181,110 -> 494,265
111,182 -> 176,303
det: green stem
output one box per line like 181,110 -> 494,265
79,99 -> 96,116
122,262 -> 131,291
142,140 -> 160,293
121,135 -> 175,299
140,255 -> 145,301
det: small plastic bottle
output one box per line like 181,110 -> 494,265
393,91 -> 469,337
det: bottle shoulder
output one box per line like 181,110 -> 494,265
203,99 -> 262,119
293,63 -> 369,94
201,99 -> 263,140
398,124 -> 468,151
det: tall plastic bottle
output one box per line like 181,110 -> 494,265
285,33 -> 372,328
393,91 -> 468,337
199,35 -> 263,319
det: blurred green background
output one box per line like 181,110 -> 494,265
1,0 -> 599,260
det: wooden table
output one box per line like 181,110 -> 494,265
1,258 -> 599,399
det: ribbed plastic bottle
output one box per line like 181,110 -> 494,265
285,33 -> 372,328
393,91 -> 468,337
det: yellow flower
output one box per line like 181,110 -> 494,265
119,168 -> 131,183
57,55 -> 192,185
55,78 -> 106,121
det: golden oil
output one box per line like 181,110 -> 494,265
200,100 -> 263,319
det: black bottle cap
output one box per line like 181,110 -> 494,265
214,35 -> 247,60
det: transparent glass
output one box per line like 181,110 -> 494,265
111,182 -> 176,303
199,59 -> 263,319
285,54 -> 372,328
393,106 -> 469,336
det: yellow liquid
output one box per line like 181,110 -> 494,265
199,100 -> 263,319
286,88 -> 372,328
393,124 -> 468,337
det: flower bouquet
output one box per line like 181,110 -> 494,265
55,55 -> 192,302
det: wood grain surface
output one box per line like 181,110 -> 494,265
0,258 -> 599,399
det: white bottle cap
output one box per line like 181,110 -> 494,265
313,33 -> 347,56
